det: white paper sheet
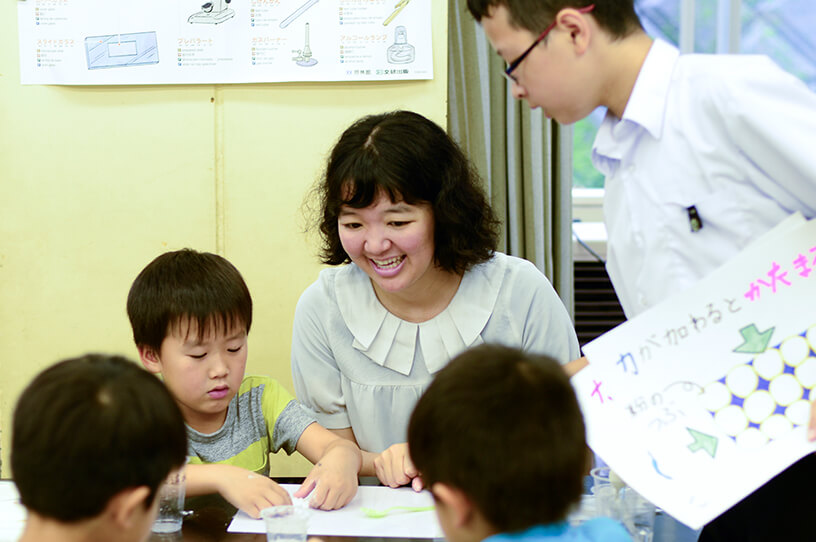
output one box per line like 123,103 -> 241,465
574,214 -> 816,529
228,484 -> 443,538
0,482 -> 26,542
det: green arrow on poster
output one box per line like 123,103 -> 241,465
687,428 -> 718,458
733,324 -> 774,354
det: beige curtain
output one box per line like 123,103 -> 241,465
447,0 -> 575,316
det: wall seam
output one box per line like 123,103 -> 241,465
214,86 -> 226,255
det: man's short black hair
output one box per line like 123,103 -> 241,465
127,248 -> 253,353
467,0 -> 643,40
11,354 -> 187,522
408,344 -> 586,531
315,110 -> 500,275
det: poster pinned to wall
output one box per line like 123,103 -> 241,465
17,0 -> 432,85
573,213 -> 816,529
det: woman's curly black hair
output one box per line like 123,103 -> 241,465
316,110 -> 500,275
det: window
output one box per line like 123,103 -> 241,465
572,0 -> 816,261
572,0 -> 816,192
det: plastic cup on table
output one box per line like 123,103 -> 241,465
152,466 -> 186,533
590,466 -> 655,542
620,486 -> 656,542
590,466 -> 621,519
261,504 -> 309,542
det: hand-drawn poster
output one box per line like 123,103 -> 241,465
573,213 -> 816,529
17,0 -> 433,84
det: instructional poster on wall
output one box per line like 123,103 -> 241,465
17,0 -> 432,85
573,213 -> 816,529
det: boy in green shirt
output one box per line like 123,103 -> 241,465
127,249 -> 361,518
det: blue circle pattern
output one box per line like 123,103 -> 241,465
708,330 -> 814,442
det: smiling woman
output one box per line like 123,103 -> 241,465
291,110 -> 580,490
336,196 -> 446,321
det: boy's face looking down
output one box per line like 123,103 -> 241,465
481,4 -> 600,124
140,317 -> 248,433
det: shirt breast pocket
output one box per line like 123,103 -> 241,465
641,189 -> 754,305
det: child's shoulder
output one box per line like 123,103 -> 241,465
489,520 -> 630,542
238,374 -> 289,396
570,517 -> 631,541
235,375 -> 301,422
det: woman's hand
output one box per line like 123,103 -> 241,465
374,442 -> 423,491
564,356 -> 589,377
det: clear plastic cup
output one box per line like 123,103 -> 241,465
151,467 -> 186,533
590,466 -> 622,518
261,505 -> 308,542
590,466 -> 655,542
620,486 -> 656,542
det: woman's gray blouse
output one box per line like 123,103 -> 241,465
291,252 -> 580,453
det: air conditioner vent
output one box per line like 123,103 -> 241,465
574,261 -> 625,346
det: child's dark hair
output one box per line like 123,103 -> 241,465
316,110 -> 500,275
127,248 -> 252,353
408,344 -> 586,531
467,0 -> 643,40
11,354 -> 187,522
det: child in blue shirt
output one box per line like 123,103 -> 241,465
407,344 -> 630,542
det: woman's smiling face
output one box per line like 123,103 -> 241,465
337,190 -> 437,296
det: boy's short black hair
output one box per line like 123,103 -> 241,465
11,354 -> 187,522
316,110 -> 500,275
127,248 -> 253,353
467,0 -> 643,40
408,344 -> 586,532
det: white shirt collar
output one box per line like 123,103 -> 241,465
621,39 -> 678,138
334,255 -> 505,375
593,39 -> 679,168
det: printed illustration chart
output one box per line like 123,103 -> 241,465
18,0 -> 432,84
573,213 -> 816,529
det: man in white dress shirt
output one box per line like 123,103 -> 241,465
467,0 -> 816,540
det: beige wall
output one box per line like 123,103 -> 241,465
0,2 -> 448,477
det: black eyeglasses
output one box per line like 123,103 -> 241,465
504,4 -> 595,84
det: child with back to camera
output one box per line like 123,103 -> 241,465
127,248 -> 361,519
291,110 -> 582,492
408,344 -> 631,542
12,353 -> 188,542
466,1 -> 816,538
